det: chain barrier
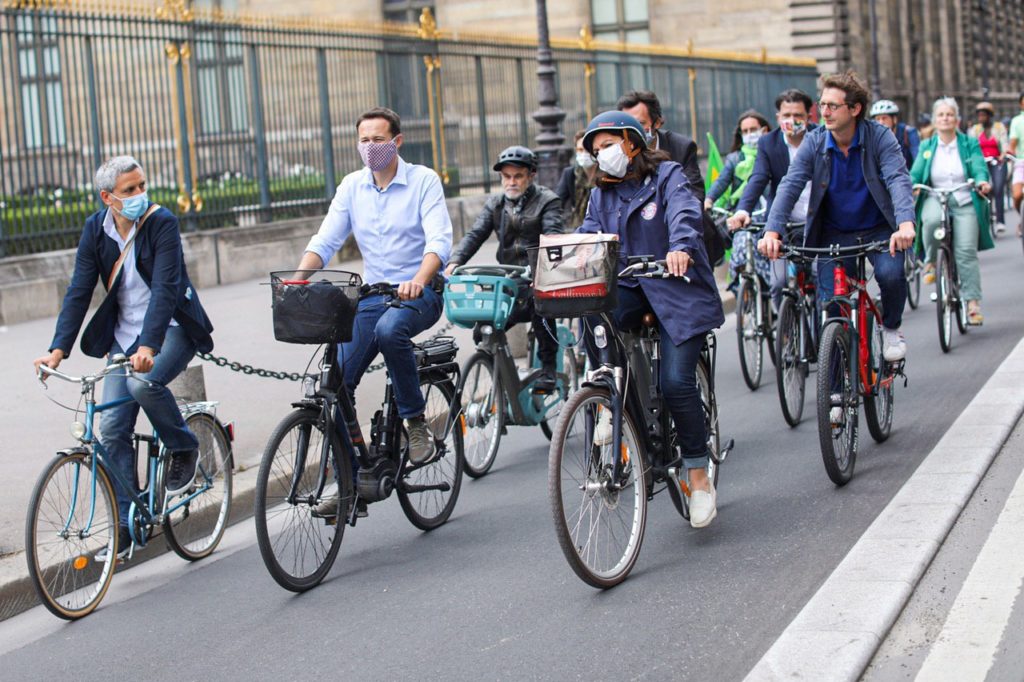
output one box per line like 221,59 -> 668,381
194,321 -> 457,381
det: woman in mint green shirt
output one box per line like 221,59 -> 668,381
910,97 -> 992,325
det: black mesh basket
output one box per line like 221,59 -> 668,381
270,270 -> 362,344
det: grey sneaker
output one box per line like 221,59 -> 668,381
311,495 -> 366,522
405,415 -> 436,465
165,449 -> 199,497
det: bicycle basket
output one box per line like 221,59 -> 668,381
270,270 -> 362,344
531,233 -> 619,317
444,274 -> 519,330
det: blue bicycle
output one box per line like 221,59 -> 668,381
445,264 -> 579,477
28,356 -> 233,619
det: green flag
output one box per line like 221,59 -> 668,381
705,132 -> 724,195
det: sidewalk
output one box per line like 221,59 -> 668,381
0,241 -> 735,620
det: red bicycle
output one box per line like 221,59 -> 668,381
784,241 -> 906,485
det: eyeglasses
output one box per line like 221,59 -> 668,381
817,101 -> 849,112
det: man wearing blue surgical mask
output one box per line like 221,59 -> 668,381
34,155 -> 215,560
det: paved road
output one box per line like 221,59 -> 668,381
2,234 -> 1023,680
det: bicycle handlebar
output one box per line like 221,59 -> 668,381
37,355 -> 132,385
913,180 -> 976,197
618,257 -> 691,283
781,240 -> 890,258
450,264 -> 530,280
748,221 -> 805,232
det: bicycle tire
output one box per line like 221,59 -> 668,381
26,451 -> 119,620
817,323 -> 858,486
906,250 -> 921,310
549,386 -> 647,588
863,309 -> 894,443
775,295 -> 806,427
397,378 -> 464,530
458,351 -> 504,478
541,344 -> 580,441
936,249 -> 954,353
254,408 -> 351,592
954,271 -> 969,335
736,277 -> 763,391
763,286 -> 778,368
163,413 -> 233,561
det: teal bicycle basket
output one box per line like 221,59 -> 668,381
444,274 -> 519,330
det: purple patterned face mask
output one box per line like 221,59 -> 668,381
358,140 -> 399,171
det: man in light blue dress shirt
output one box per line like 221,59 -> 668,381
297,107 -> 452,466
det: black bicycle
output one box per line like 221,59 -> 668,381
547,257 -> 732,588
734,223 -> 777,391
254,273 -> 464,592
774,247 -> 819,427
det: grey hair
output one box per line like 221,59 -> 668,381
94,155 -> 142,193
932,97 -> 960,120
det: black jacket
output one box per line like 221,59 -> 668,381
450,184 -> 564,267
656,129 -> 705,201
50,205 -> 214,359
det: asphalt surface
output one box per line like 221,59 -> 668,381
2,233 -> 1023,680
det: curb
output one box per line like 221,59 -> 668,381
744,337 -> 1024,681
0,466 -> 261,622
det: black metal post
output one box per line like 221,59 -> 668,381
978,0 -> 991,99
247,43 -> 271,222
531,0 -> 570,190
316,48 -> 336,199
868,0 -> 882,99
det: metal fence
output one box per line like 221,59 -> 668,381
0,2 -> 818,256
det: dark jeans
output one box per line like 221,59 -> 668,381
507,283 -> 558,368
338,285 -> 443,420
816,226 -> 906,330
587,284 -> 710,470
100,327 -> 198,526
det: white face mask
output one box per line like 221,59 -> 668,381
596,143 -> 629,178
742,131 -> 763,146
576,152 -> 595,169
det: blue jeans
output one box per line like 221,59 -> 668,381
99,326 -> 198,526
596,285 -> 711,471
816,227 -> 906,330
338,285 -> 443,419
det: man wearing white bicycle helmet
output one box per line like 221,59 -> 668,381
870,99 -> 919,170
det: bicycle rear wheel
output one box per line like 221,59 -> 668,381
254,408 -> 351,592
905,250 -> 921,310
458,351 -> 504,478
163,413 -> 233,561
935,249 -> 954,353
863,310 -> 894,443
775,295 -> 806,427
26,452 -> 118,619
549,387 -> 648,588
816,324 -> 858,486
736,278 -> 764,391
397,378 -> 464,530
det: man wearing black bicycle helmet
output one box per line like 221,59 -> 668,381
447,145 -> 564,391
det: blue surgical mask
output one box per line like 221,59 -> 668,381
112,191 -> 148,221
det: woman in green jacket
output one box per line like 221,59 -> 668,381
910,97 -> 992,325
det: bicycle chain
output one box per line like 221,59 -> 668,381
194,321 -> 456,381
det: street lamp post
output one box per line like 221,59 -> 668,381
532,0 -> 571,190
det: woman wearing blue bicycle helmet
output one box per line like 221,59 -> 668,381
577,111 -> 726,528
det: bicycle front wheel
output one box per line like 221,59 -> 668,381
736,278 -> 764,390
863,310 -> 894,443
549,387 -> 648,588
398,378 -> 464,530
935,249 -> 954,353
26,452 -> 118,619
163,413 -> 233,561
775,296 -> 806,427
816,323 -> 859,486
254,408 -> 351,592
458,351 -> 504,478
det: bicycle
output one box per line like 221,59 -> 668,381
787,240 -> 905,486
774,247 -> 819,427
445,264 -> 579,478
904,243 -> 923,310
914,181 -> 976,353
254,274 -> 464,592
734,222 -> 777,391
28,357 -> 233,619
547,257 -> 732,588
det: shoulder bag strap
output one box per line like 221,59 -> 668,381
106,203 -> 161,291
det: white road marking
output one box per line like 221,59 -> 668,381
915,464 -> 1024,681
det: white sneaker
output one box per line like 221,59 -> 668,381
996,222 -> 1007,234
592,409 -> 613,446
882,327 -> 906,362
829,393 -> 844,425
689,481 -> 717,529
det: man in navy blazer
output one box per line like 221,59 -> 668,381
34,156 -> 214,559
727,89 -> 817,306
